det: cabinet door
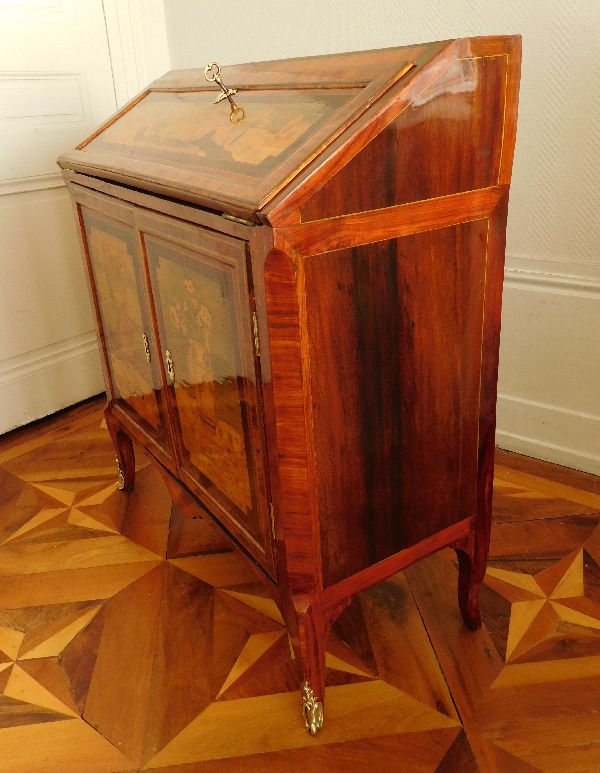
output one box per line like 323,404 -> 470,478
138,212 -> 276,578
72,187 -> 175,469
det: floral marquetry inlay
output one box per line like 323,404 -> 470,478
153,246 -> 254,521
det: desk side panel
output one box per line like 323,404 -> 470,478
300,46 -> 512,221
305,220 -> 490,588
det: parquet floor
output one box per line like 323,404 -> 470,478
1,406 -> 600,772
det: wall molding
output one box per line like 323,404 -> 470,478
0,0 -> 76,22
0,70 -> 92,194
0,332 -> 99,387
102,0 -> 170,108
496,428 -> 600,476
0,332 -> 104,434
504,265 -> 600,299
0,172 -> 65,196
497,392 -> 600,424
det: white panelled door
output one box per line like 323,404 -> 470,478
0,0 -> 145,433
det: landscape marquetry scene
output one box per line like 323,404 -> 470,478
86,89 -> 358,179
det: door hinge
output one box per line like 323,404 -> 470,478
269,502 -> 276,542
252,311 -> 260,358
222,212 -> 256,227
143,333 -> 151,363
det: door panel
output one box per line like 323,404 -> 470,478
0,0 -> 120,433
73,189 -> 175,467
139,212 -> 275,577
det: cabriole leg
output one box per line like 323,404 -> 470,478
455,537 -> 486,630
105,409 -> 135,491
455,436 -> 495,630
295,603 -> 326,734
293,598 -> 351,733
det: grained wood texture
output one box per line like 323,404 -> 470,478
264,35 -> 520,226
0,406 -> 599,771
302,220 -> 489,587
278,186 -> 506,256
299,54 -> 509,220
58,44 -> 439,216
58,36 -> 522,733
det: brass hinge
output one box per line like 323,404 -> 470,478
222,212 -> 256,227
252,311 -> 260,358
143,333 -> 151,363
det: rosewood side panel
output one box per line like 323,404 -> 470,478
303,219 -> 489,588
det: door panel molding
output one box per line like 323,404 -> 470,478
102,0 -> 169,109
0,70 -> 93,194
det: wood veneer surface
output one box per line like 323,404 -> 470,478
305,222 -> 487,586
0,403 -> 598,771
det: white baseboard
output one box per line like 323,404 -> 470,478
497,258 -> 600,476
496,394 -> 600,475
0,332 -> 104,434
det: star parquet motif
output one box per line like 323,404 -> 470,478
484,547 -> 600,664
1,412 -> 600,772
0,413 -> 462,772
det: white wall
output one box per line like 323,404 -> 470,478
0,0 -> 170,434
162,0 -> 600,474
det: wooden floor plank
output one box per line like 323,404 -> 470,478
83,564 -> 165,765
0,561 -> 161,608
0,395 -> 105,459
1,409 -> 600,772
0,410 -> 106,466
405,551 -> 505,722
495,448 -> 600,497
147,728 -> 460,773
144,681 -> 459,768
0,717 -> 134,773
494,465 -> 600,512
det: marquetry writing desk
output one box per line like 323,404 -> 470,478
59,36 -> 521,733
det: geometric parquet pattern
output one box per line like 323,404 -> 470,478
1,408 -> 600,772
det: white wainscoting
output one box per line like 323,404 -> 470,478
0,71 -> 93,196
496,257 -> 600,475
0,332 -> 103,433
0,0 -> 169,436
0,186 -> 105,434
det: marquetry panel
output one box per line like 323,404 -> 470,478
61,45 -> 431,212
305,220 -> 489,587
0,403 -> 599,771
139,212 -> 276,578
86,89 -> 360,180
79,208 -> 173,458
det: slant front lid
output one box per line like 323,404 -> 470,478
58,45 -> 430,215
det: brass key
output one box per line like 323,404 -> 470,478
205,62 -> 245,124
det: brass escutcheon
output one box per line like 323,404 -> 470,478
165,350 -> 175,384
